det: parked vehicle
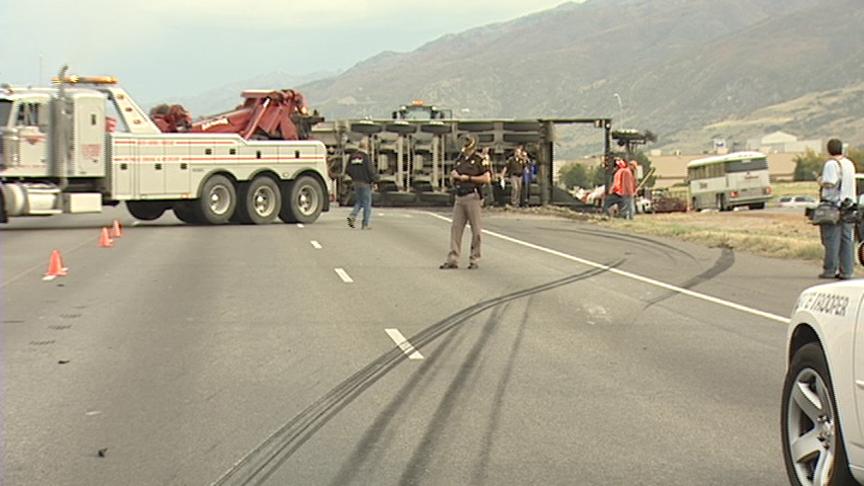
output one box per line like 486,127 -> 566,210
688,151 -> 772,211
783,281 -> 864,485
779,195 -> 817,208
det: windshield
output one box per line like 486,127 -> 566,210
0,100 -> 13,127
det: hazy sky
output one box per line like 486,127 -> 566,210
0,0 -> 573,101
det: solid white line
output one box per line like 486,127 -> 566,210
310,240 -> 322,249
297,223 -> 305,228
334,268 -> 354,283
385,328 -> 424,360
424,212 -> 790,324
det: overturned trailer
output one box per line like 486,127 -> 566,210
312,103 -> 612,207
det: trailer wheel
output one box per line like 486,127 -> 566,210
173,202 -> 202,224
126,201 -> 168,221
280,175 -> 323,224
239,176 -> 281,224
197,175 -> 237,224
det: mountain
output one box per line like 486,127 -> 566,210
297,0 -> 864,154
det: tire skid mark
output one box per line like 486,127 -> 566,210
535,225 -> 699,263
641,246 -> 735,312
398,305 -> 510,485
327,328 -> 468,486
210,263 -> 621,486
472,298 -> 532,485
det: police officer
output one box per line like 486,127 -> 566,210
500,145 -> 526,207
345,139 -> 378,229
440,137 -> 491,270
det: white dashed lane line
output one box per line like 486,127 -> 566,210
310,240 -> 322,249
334,268 -> 354,283
296,223 -> 305,228
385,328 -> 424,360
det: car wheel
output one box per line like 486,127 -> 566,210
781,342 -> 856,486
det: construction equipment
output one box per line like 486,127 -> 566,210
0,67 -> 330,225
150,89 -> 323,141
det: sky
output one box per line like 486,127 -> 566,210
0,0 -> 574,102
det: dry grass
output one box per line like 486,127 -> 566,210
490,206 -> 824,261
599,211 -> 823,261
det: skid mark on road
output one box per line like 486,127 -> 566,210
327,329 -> 468,486
425,212 -> 789,324
210,265 -> 615,486
399,305 -> 509,484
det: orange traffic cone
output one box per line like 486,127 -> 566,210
99,227 -> 114,248
43,250 -> 68,281
111,220 -> 123,238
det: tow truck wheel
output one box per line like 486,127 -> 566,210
240,176 -> 281,224
173,202 -> 202,224
280,175 -> 323,224
126,201 -> 168,221
197,175 -> 237,224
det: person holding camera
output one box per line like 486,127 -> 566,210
818,138 -> 857,279
439,137 -> 491,270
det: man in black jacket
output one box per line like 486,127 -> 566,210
346,139 -> 379,229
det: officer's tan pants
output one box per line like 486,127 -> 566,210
447,193 -> 483,265
509,175 -> 523,206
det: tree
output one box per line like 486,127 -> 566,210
793,150 -> 823,181
559,163 -> 589,189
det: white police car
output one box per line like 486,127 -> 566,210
784,281 -> 864,485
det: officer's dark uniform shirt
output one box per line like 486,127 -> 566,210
454,153 -> 490,196
345,151 -> 378,184
505,156 -> 525,176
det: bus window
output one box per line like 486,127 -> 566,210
726,158 -> 768,173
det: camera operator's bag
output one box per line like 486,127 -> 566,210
810,202 -> 840,225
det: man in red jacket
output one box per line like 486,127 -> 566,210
603,159 -> 636,218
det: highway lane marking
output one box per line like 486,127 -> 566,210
334,268 -> 354,283
385,328 -> 425,360
310,240 -> 322,249
297,223 -> 305,229
131,221 -> 141,227
424,212 -> 790,324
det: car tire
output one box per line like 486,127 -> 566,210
781,342 -> 856,486
857,242 -> 864,267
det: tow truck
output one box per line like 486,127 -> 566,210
0,67 -> 330,225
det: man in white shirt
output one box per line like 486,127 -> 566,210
819,138 -> 857,279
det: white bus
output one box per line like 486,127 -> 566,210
687,151 -> 772,211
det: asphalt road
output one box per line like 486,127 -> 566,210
1,205 -> 826,485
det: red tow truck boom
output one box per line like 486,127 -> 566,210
150,89 -> 322,140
